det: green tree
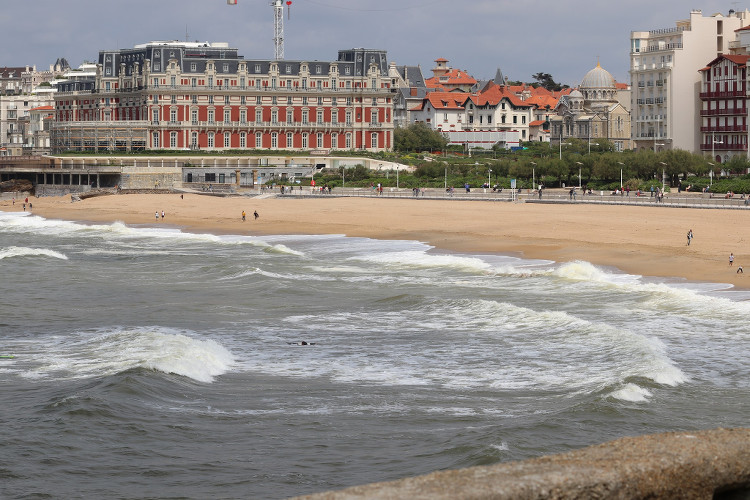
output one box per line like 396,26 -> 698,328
531,72 -> 568,92
394,123 -> 448,152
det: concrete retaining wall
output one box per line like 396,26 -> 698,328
294,428 -> 750,499
119,167 -> 181,190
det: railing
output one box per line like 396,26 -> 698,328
699,90 -> 747,98
244,187 -> 750,210
648,26 -> 687,35
699,142 -> 747,151
700,125 -> 747,132
154,120 -> 376,130
700,108 -> 748,116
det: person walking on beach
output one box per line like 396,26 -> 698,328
254,210 -> 259,220
242,211 -> 246,221
155,211 -> 159,221
161,210 -> 165,220
729,253 -> 734,266
687,229 -> 693,246
737,265 -> 744,274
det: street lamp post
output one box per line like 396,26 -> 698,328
530,161 -> 537,190
575,161 -> 583,188
488,168 -> 492,189
396,166 -> 399,189
708,162 -> 714,187
617,162 -> 625,189
659,161 -> 667,191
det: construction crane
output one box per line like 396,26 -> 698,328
226,0 -> 291,60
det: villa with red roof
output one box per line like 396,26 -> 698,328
698,54 -> 750,163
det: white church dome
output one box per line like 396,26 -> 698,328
580,62 -> 616,90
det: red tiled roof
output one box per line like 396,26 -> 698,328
464,82 -> 533,108
422,91 -> 471,110
529,120 -> 546,126
701,53 -> 750,70
524,94 -> 560,110
425,68 -> 477,88
31,105 -> 54,111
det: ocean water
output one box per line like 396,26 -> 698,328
1,209 -> 749,499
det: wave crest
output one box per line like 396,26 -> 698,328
28,328 -> 234,383
0,246 -> 68,260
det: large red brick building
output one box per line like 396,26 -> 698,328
51,41 -> 394,153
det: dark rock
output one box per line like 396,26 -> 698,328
0,179 -> 33,192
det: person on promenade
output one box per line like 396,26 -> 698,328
242,211 -> 246,221
687,229 -> 693,246
729,253 -> 734,266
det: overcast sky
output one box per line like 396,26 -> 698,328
2,1 -> 742,86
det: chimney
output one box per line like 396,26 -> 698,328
410,87 -> 417,96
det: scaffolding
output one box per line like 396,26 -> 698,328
51,120 -> 149,153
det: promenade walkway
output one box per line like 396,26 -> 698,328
254,186 -> 750,210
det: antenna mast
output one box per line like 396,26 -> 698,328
272,0 -> 284,60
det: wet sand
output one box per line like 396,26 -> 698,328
7,192 -> 750,288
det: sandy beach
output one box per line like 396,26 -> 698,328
5,192 -> 750,288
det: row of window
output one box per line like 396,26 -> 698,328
155,108 -> 381,124
150,94 -> 381,106
110,76 -> 384,91
107,61 -> 367,77
152,131 -> 383,150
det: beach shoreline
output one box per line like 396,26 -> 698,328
5,192 -> 750,289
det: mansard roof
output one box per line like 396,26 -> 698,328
396,65 -> 426,87
0,66 -> 27,78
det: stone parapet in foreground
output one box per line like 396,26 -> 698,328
294,428 -> 750,499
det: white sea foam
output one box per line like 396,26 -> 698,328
0,246 -> 68,260
351,250 -> 494,273
609,383 -> 653,402
552,260 -> 642,284
490,442 -> 510,452
26,328 -> 235,383
1,211 -> 307,256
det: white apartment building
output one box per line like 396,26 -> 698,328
630,9 -> 750,153
0,95 -> 55,155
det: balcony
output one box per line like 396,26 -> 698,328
699,90 -> 747,99
699,142 -> 747,151
700,125 -> 748,133
700,108 -> 748,116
